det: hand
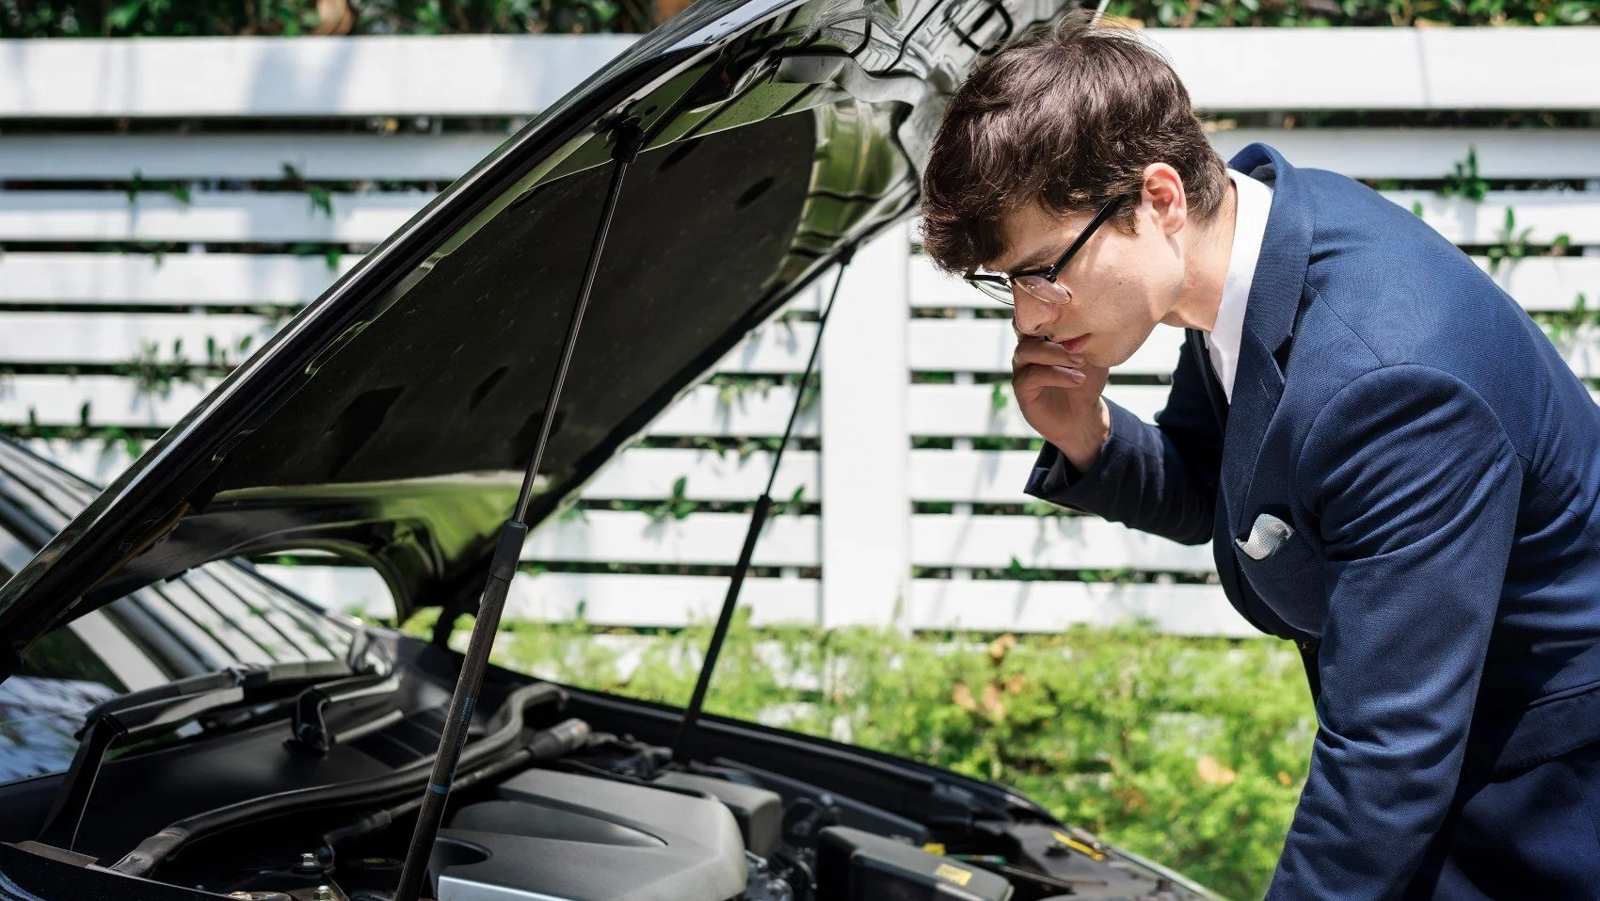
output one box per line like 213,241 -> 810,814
1011,334 -> 1111,472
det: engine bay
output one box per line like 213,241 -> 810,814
56,679 -> 1206,901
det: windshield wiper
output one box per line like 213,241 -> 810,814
36,657 -> 371,851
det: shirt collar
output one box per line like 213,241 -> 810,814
1206,168 -> 1274,403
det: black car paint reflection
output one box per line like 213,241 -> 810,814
0,438 -> 358,784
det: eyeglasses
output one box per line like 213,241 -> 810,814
963,195 -> 1127,306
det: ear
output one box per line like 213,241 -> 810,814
1139,162 -> 1188,238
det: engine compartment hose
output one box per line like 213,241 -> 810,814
111,682 -> 566,877
319,717 -> 591,852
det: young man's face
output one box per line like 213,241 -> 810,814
984,168 -> 1193,367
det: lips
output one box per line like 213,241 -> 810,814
1061,334 -> 1090,353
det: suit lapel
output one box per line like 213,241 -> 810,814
1217,143 -> 1315,542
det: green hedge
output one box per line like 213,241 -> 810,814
0,0 -> 651,38
411,612 -> 1316,901
1106,0 -> 1591,26
3,0 -> 1589,38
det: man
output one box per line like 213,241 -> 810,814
919,12 -> 1600,901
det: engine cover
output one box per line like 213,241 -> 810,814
432,769 -> 747,901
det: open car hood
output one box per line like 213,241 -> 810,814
0,0 -> 1065,660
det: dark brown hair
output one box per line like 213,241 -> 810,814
919,10 -> 1227,274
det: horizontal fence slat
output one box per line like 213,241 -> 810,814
521,509 -> 818,567
2,378 -> 820,437
716,321 -> 818,373
0,310 -> 814,374
0,252 -> 356,306
1,376 -> 214,427
1208,129 -> 1600,181
0,191 -> 425,243
14,128 -> 1592,184
0,134 -> 504,181
0,312 -> 271,365
1153,28 -> 1600,111
0,35 -> 636,118
252,564 -> 397,618
585,447 -> 817,502
646,384 -> 816,438
909,579 -> 1250,636
911,514 -> 1215,571
1393,191 -> 1600,245
6,31 -> 1595,118
20,438 -> 140,484
1408,29 -> 1600,111
256,564 -> 820,627
1490,257 -> 1600,313
910,449 -> 1040,504
500,571 -> 818,627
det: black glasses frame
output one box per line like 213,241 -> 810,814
963,194 -> 1128,305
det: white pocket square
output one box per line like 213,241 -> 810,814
1236,513 -> 1294,560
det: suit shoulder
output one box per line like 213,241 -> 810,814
1294,174 -> 1529,373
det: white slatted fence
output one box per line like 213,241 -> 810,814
3,30 -> 1597,637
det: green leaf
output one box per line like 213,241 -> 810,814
1024,498 -> 1067,518
307,185 -> 334,218
106,0 -> 146,30
1007,555 -> 1026,579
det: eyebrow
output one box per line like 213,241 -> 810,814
990,244 -> 1057,276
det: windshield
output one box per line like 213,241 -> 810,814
0,439 -> 358,783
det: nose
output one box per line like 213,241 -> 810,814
1010,289 -> 1059,339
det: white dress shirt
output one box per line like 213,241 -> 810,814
1205,168 -> 1274,403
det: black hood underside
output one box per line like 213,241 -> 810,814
0,0 -> 1064,660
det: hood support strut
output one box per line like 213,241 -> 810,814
391,121 -> 645,901
673,243 -> 855,763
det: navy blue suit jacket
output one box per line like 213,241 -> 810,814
1025,144 -> 1600,899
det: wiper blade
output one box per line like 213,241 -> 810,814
82,657 -> 359,735
36,657 -> 367,851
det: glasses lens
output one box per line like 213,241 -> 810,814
967,278 -> 1015,305
1015,275 -> 1073,305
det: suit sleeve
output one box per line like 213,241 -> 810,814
1023,334 -> 1223,546
1266,365 -> 1521,901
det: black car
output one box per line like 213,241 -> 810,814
0,0 -> 1224,898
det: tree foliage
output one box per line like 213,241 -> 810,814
3,0 -> 1589,38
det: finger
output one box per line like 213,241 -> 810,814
1013,338 -> 1086,371
1014,363 -> 1087,394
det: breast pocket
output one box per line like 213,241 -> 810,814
1235,519 -> 1324,635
